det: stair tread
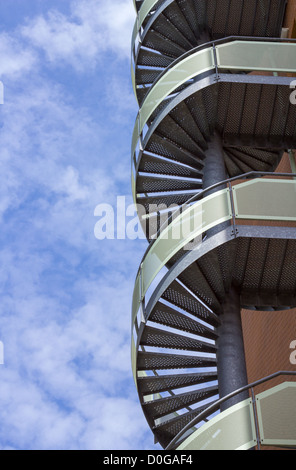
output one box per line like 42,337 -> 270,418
163,2 -> 197,44
140,325 -> 216,353
138,371 -> 218,395
137,174 -> 202,193
142,385 -> 218,419
150,301 -> 218,340
144,29 -> 186,58
178,263 -> 223,314
146,132 -> 205,169
152,400 -> 218,448
137,350 -> 217,371
150,13 -> 195,50
139,152 -> 203,178
161,279 -> 220,327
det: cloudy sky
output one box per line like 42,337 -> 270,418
0,0 -> 156,450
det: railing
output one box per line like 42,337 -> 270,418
165,371 -> 296,450
131,39 -> 296,205
131,0 -> 159,61
132,172 -> 296,328
131,2 -> 290,72
131,172 -> 296,383
132,185 -> 232,325
131,37 -> 296,171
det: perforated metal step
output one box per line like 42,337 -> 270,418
137,351 -> 217,370
142,385 -> 218,422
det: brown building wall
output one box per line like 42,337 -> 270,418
242,309 -> 296,391
284,0 -> 296,36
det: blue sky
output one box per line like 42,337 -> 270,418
0,0 -> 156,450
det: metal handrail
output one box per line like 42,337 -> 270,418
134,171 -> 296,282
131,37 -> 296,161
132,0 -> 287,45
132,34 -> 296,84
165,370 -> 296,450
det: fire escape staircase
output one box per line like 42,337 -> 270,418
131,0 -> 296,450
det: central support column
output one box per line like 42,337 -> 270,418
216,286 -> 249,412
203,131 -> 229,236
203,131 -> 227,195
203,132 -> 249,411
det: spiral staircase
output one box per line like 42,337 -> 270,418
131,0 -> 296,450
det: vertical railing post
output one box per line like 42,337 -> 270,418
289,150 -> 296,180
139,262 -> 146,324
212,43 -> 219,81
251,387 -> 261,450
228,181 -> 238,238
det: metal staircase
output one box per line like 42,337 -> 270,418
131,0 -> 296,450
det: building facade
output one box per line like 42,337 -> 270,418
131,0 -> 296,450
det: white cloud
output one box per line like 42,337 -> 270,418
0,32 -> 37,78
21,0 -> 135,69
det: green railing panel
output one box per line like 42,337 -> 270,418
132,177 -> 296,327
131,0 -> 159,78
132,271 -> 141,326
131,59 -> 136,98
136,0 -> 158,28
256,382 -> 296,447
216,41 -> 296,73
139,47 -> 215,131
132,188 -> 232,324
131,170 -> 136,207
233,179 -> 296,221
177,398 -> 257,451
141,188 -> 231,297
131,0 -> 168,55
